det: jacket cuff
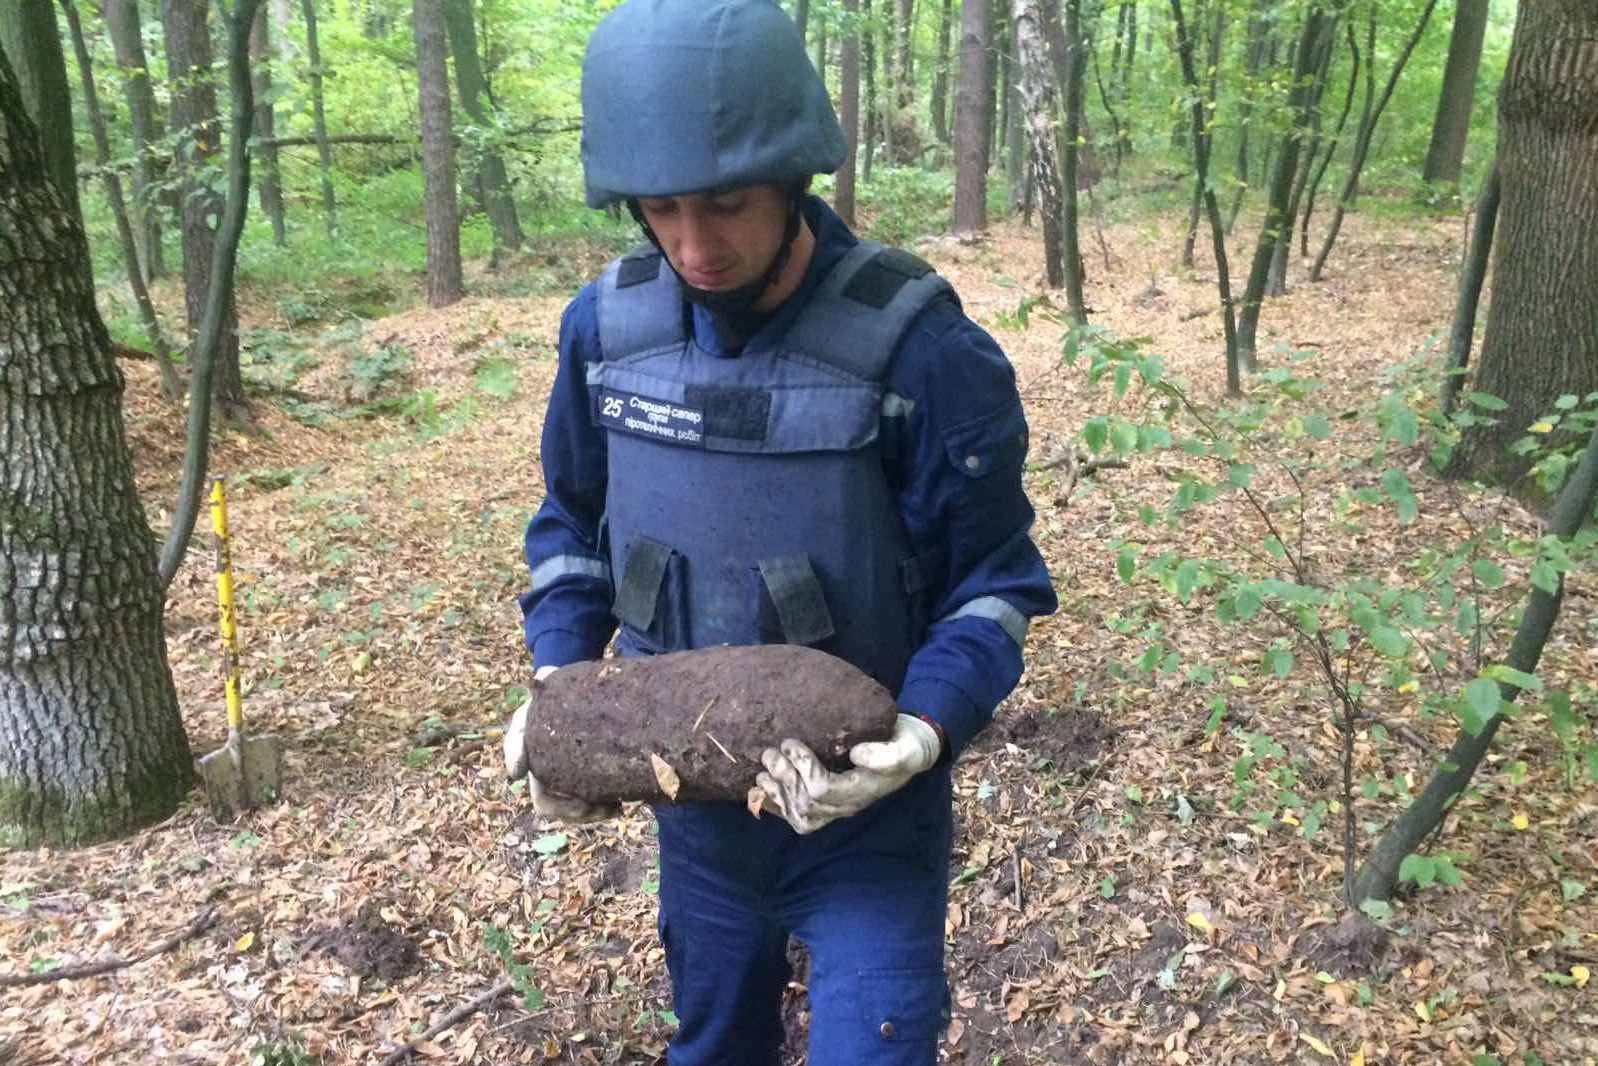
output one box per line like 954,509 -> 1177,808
531,630 -> 602,671
896,677 -> 985,764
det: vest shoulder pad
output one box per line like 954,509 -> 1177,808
786,241 -> 957,382
596,246 -> 686,360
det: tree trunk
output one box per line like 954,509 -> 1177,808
443,0 -> 522,263
302,0 -> 338,238
1170,0 -> 1239,396
952,0 -> 990,232
0,45 -> 193,849
1234,5 -> 1337,371
1421,0 -> 1488,186
1058,0 -> 1086,322
1227,0 -> 1273,232
814,11 -> 828,94
102,0 -> 165,282
1184,2 -> 1224,270
1440,162 -> 1499,419
0,0 -> 88,278
60,0 -> 182,402
931,0 -> 952,144
1446,0 -> 1598,486
836,0 -> 860,225
863,0 -> 877,182
413,0 -> 462,307
1300,18 -> 1360,257
1004,40 -> 1026,212
1268,8 -> 1338,296
897,0 -> 914,108
250,4 -> 286,246
1352,414 -> 1598,904
796,0 -> 810,45
1310,0 -> 1440,282
162,0 -> 247,422
1013,0 -> 1063,286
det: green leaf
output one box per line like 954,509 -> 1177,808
1234,584 -> 1262,620
1561,879 -> 1587,903
1465,391 -> 1509,411
1264,647 -> 1294,679
531,833 -> 569,856
1472,559 -> 1505,588
1227,463 -> 1253,489
1465,678 -> 1502,720
1482,664 -> 1542,692
1359,898 -> 1393,922
1204,697 -> 1226,736
1303,413 -> 1332,440
1530,561 -> 1560,594
1081,418 -> 1108,453
473,357 -> 520,400
1100,874 -> 1117,899
1117,548 -> 1136,583
1113,361 -> 1133,399
1110,419 -> 1140,456
1381,468 -> 1419,524
1369,627 -> 1409,658
1175,559 -> 1200,602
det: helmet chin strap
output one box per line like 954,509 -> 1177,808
628,187 -> 806,321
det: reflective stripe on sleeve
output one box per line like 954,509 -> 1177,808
530,553 -> 612,591
941,595 -> 1029,648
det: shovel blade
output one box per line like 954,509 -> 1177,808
200,731 -> 283,819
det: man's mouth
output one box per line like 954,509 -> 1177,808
684,267 -> 734,289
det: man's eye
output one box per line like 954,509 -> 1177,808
642,200 -> 677,216
708,197 -> 746,216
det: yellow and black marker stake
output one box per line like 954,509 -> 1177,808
198,478 -> 284,818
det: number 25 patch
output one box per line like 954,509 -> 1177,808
597,388 -> 706,447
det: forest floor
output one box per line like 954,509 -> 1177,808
3,193 -> 1596,1066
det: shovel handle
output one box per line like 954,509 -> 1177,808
211,479 -> 244,733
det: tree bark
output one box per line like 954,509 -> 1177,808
835,0 -> 860,225
1421,0 -> 1489,186
952,0 -> 990,233
796,0 -> 810,44
1183,2 -> 1224,270
1300,18 -> 1360,257
162,0 -> 247,422
1310,0 -> 1439,282
301,0 -> 338,238
250,4 -> 286,246
1446,1 -> 1598,486
1058,0 -> 1086,322
1170,0 -> 1238,395
102,0 -> 165,281
1004,39 -> 1026,212
0,45 -> 192,849
1227,0 -> 1273,232
157,0 -> 262,587
1,0 -> 88,283
413,0 -> 462,307
60,0 -> 182,402
1234,4 -> 1336,371
863,0 -> 877,182
1268,8 -> 1339,295
1352,414 -> 1598,903
443,0 -> 522,263
931,0 -> 952,144
1440,162 -> 1499,419
1012,0 -> 1062,286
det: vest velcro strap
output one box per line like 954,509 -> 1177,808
758,554 -> 836,646
614,536 -> 673,631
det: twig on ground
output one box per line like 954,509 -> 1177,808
1011,842 -> 1024,910
1061,759 -> 1108,821
0,906 -> 216,988
378,980 -> 514,1065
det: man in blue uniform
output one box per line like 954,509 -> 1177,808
505,1 -> 1056,1061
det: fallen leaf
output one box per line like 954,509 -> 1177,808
233,931 -> 256,953
946,1017 -> 966,1046
651,753 -> 681,801
1301,1033 -> 1334,1057
1186,911 -> 1215,937
1512,812 -> 1530,831
1006,987 -> 1030,1022
1573,965 -> 1590,988
1351,1048 -> 1366,1066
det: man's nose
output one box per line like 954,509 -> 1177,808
676,209 -> 716,266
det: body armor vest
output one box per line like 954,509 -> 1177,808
590,241 -> 954,691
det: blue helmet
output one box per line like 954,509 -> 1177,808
580,0 -> 846,209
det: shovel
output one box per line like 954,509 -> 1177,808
199,478 -> 283,819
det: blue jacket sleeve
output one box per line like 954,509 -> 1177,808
518,284 -> 618,668
884,300 -> 1058,761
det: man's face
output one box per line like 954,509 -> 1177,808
636,184 -> 789,293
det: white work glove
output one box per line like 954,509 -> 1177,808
503,665 -> 620,825
756,713 -> 943,835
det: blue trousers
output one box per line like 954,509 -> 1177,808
652,769 -> 953,1065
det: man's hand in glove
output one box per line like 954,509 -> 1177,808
503,665 -> 620,825
756,713 -> 943,834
